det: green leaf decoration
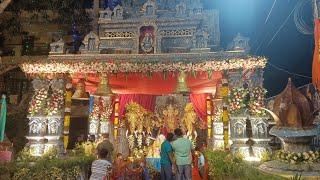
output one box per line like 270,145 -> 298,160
192,70 -> 197,78
207,70 -> 213,79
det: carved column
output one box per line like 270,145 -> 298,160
227,70 -> 248,154
250,116 -> 270,158
45,79 -> 65,154
248,68 -> 270,158
89,96 -> 100,138
221,76 -> 230,150
27,78 -> 65,156
26,78 -> 50,156
230,116 -> 250,157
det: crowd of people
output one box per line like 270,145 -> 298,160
89,128 -> 207,180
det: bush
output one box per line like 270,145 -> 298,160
0,152 -> 95,179
204,150 -> 285,180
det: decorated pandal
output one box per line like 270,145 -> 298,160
22,56 -> 268,160
20,0 -> 270,165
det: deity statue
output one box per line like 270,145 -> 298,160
126,110 -> 142,133
162,104 -> 179,132
88,38 -> 95,51
141,32 -> 154,53
144,112 -> 153,135
181,103 -> 197,138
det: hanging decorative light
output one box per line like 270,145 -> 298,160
95,74 -> 113,96
72,79 -> 89,100
175,71 -> 189,94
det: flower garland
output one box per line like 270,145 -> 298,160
213,108 -> 223,122
128,134 -> 135,150
249,87 -> 267,116
47,89 -> 65,116
89,98 -> 101,121
100,98 -> 112,122
20,57 -> 267,74
29,88 -> 48,116
276,150 -> 320,164
228,87 -> 248,114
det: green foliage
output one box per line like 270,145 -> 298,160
290,173 -> 304,180
204,150 -> 285,180
261,150 -> 273,163
2,0 -> 92,35
72,141 -> 98,156
5,111 -> 28,154
0,152 -> 95,179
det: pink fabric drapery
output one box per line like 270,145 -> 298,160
189,94 -> 208,122
118,94 -> 156,118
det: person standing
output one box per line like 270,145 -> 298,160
97,133 -> 114,162
160,132 -> 175,180
90,148 -> 112,180
172,128 -> 193,180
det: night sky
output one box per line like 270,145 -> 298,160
204,0 -> 314,97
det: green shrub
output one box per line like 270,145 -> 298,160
261,150 -> 273,163
0,153 -> 95,179
204,150 -> 285,180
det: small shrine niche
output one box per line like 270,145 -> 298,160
99,8 -> 113,20
112,5 -> 123,20
139,26 -> 155,54
47,118 -> 61,135
176,2 -> 187,17
49,39 -> 65,54
228,33 -> 250,53
29,118 -> 42,135
191,27 -> 210,52
81,31 -> 100,53
143,0 -> 157,17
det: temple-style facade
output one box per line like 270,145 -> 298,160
10,0 -> 269,159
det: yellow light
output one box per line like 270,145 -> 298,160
244,156 -> 261,162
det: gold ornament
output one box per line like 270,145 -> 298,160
162,104 -> 179,132
182,103 -> 196,135
175,71 -> 189,94
72,79 -> 89,100
95,74 -> 113,96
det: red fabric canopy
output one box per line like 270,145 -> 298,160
118,94 -> 156,118
72,71 -> 222,95
190,94 -> 208,122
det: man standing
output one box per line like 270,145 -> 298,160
160,133 -> 175,180
97,133 -> 114,162
172,128 -> 192,180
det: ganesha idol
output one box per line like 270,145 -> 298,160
156,104 -> 180,134
182,103 -> 198,140
125,102 -> 157,154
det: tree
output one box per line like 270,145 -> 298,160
0,0 -> 12,14
1,0 -> 92,35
